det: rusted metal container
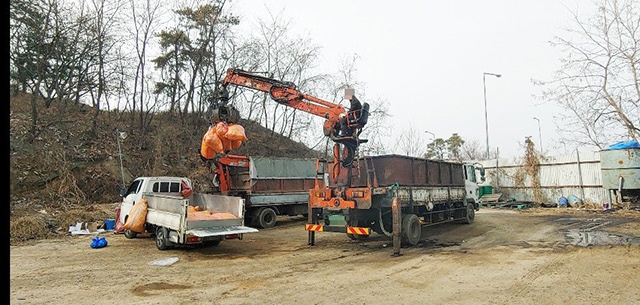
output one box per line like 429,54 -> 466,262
329,154 -> 465,188
228,157 -> 318,193
225,156 -> 319,228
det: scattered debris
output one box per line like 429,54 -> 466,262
479,193 -> 504,204
149,257 -> 180,266
481,201 -> 536,210
69,221 -> 111,235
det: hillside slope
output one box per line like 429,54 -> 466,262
9,92 -> 323,243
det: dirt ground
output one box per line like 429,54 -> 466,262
9,207 -> 640,305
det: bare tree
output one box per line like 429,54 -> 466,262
85,0 -> 126,133
396,124 -> 426,157
460,139 -> 485,161
535,0 -> 640,149
128,0 -> 164,131
227,8 -> 323,141
10,0 -> 97,141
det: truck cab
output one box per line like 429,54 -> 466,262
118,176 -> 192,225
463,163 -> 485,206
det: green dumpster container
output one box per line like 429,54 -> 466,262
479,185 -> 493,198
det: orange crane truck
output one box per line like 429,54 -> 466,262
208,68 -> 484,253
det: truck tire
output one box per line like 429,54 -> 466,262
462,203 -> 475,224
155,227 -> 171,250
256,208 -> 277,229
123,229 -> 137,239
347,219 -> 370,240
401,214 -> 421,246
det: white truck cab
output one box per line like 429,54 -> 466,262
463,163 -> 486,206
118,176 -> 192,225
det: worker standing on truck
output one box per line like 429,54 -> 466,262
339,94 -> 363,138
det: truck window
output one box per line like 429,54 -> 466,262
125,180 -> 142,196
151,181 -> 181,193
466,165 -> 477,183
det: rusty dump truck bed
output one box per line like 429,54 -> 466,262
227,156 -> 318,194
329,154 -> 465,188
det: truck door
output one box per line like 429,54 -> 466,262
463,164 -> 480,203
119,179 -> 144,224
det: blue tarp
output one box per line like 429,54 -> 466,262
607,140 -> 639,150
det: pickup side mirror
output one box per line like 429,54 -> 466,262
119,187 -> 127,197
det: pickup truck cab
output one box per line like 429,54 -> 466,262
118,176 -> 191,226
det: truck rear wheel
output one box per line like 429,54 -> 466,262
401,214 -> 421,246
155,227 -> 171,250
256,207 -> 277,229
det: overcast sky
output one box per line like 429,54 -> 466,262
229,0 -> 589,158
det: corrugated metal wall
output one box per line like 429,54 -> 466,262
478,151 -> 610,206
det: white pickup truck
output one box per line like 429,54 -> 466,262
117,176 -> 258,250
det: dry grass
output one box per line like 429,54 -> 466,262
513,137 -> 544,204
10,204 -> 117,245
10,216 -> 55,243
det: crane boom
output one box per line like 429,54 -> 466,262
222,68 -> 344,121
216,68 -> 370,167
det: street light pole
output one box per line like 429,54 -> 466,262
424,130 -> 435,140
116,129 -> 127,191
483,72 -> 501,159
533,117 -> 542,152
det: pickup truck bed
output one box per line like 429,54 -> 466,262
141,193 -> 258,250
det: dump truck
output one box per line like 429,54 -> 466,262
117,177 -> 258,250
209,154 -> 323,228
306,154 -> 485,247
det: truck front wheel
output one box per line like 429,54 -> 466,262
255,208 -> 277,229
123,229 -> 137,239
401,214 -> 421,246
155,227 -> 171,250
462,203 -> 475,224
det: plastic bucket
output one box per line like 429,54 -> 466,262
105,219 -> 116,231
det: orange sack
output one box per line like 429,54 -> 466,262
120,199 -> 148,233
220,137 -> 232,151
215,122 -> 229,138
200,126 -> 220,158
231,140 -> 242,149
200,144 -> 215,160
203,126 -> 224,154
225,124 -> 249,141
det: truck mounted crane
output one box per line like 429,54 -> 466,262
206,68 -> 483,254
210,68 -> 370,169
202,68 -> 370,228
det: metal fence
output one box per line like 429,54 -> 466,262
477,150 -> 609,206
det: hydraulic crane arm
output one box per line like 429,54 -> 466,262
221,68 -> 346,125
216,68 -> 370,167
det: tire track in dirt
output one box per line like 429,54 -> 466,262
503,249 -> 569,301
